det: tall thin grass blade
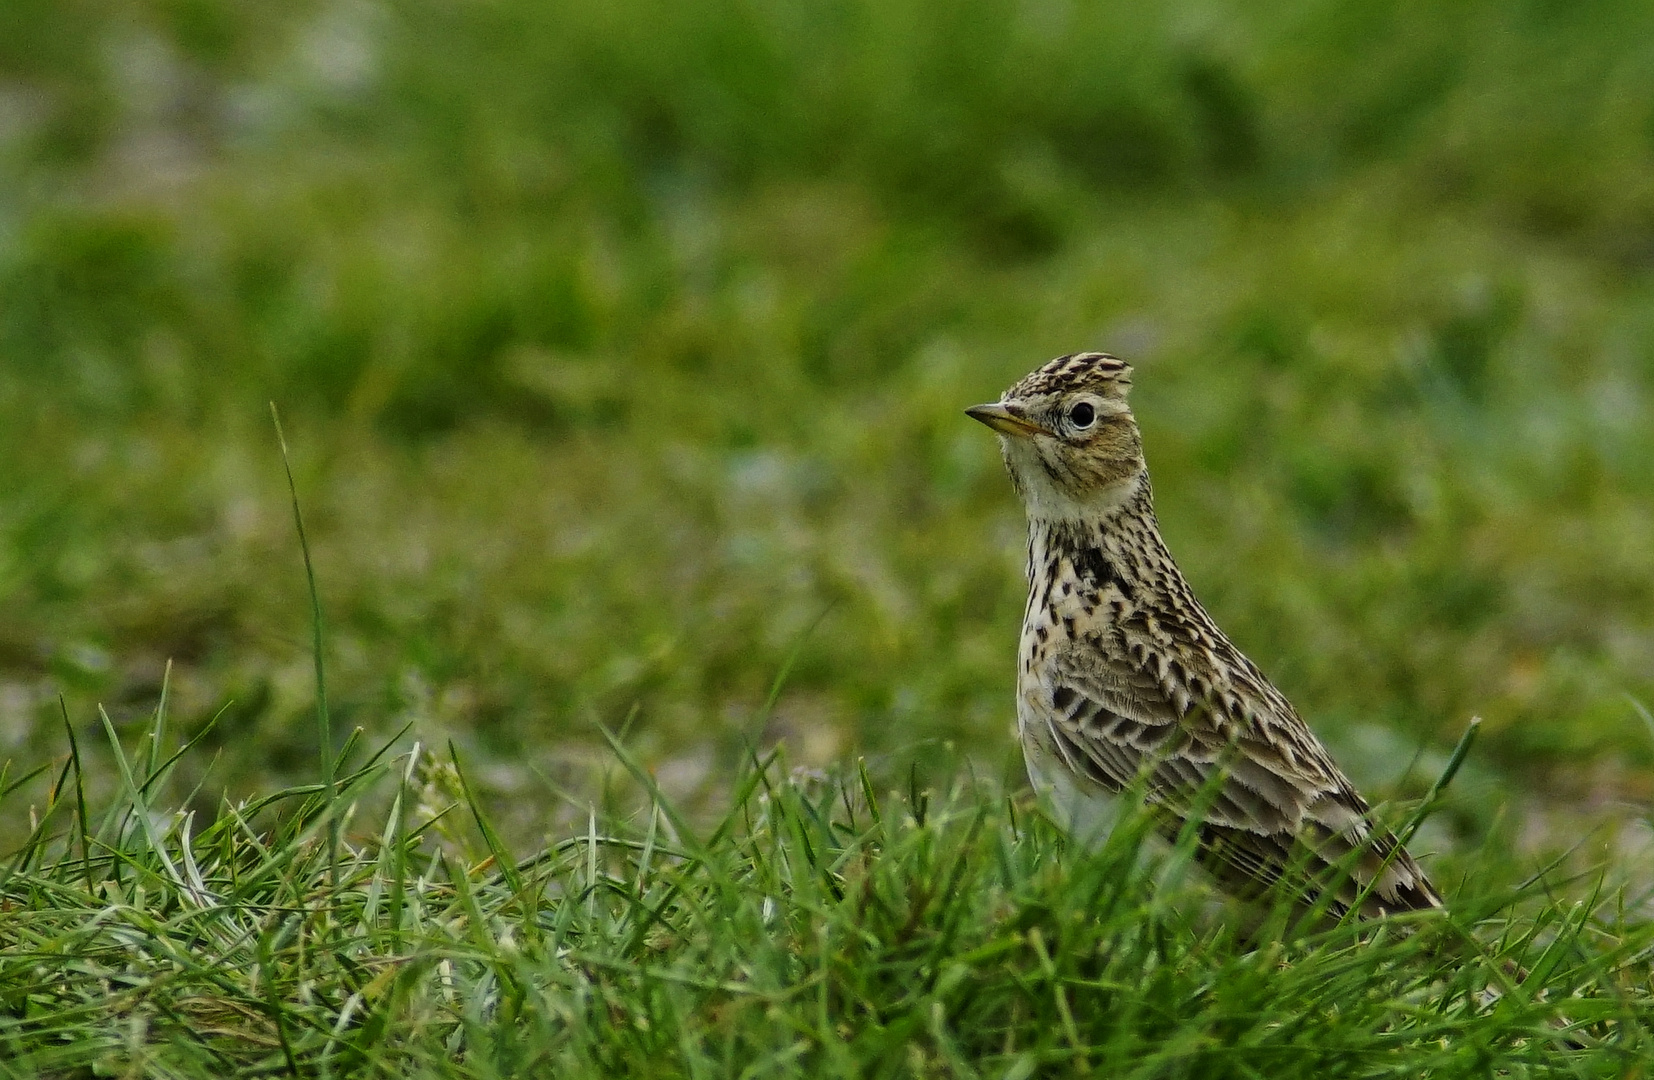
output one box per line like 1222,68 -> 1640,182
271,402 -> 338,888
59,697 -> 92,887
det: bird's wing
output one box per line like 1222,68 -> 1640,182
1043,644 -> 1440,917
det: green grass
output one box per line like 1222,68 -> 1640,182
2,0 -> 1654,1071
0,500 -> 1646,1075
2,692 -> 1649,1077
3,2 -> 1653,831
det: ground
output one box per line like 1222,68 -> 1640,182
1,0 -> 1653,1073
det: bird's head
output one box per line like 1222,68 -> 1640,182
967,352 -> 1145,521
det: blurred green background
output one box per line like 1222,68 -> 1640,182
3,0 -> 1653,840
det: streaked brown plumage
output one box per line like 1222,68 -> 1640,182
969,352 -> 1439,919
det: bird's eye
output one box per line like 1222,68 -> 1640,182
1068,401 -> 1096,428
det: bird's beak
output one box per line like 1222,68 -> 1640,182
965,402 -> 1048,438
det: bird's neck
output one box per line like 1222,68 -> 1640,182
1025,473 -> 1177,593
1027,469 -> 1154,542
1011,462 -> 1146,525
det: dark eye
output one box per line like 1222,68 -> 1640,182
1068,401 -> 1096,428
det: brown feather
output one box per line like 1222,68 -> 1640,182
978,353 -> 1441,920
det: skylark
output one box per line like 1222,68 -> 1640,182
969,352 -> 1439,918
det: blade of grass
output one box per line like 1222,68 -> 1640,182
1344,716 -> 1482,924
748,600 -> 836,742
0,761 -> 53,801
271,402 -> 337,888
59,697 -> 92,888
145,658 -> 172,784
1396,716 -> 1481,851
96,704 -> 197,903
137,700 -> 233,801
448,740 -> 522,895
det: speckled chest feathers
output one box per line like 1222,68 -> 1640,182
1021,479 -> 1215,701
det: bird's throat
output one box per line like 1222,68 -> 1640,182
1015,464 -> 1148,529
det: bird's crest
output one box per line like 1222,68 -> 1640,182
1006,352 -> 1132,400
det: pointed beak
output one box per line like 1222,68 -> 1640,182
965,402 -> 1048,438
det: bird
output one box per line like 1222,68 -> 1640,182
967,352 -> 1440,920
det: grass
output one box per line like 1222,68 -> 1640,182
0,504 -> 1646,1075
2,687 -> 1650,1077
2,0 -> 1654,1071
3,2 -> 1654,823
